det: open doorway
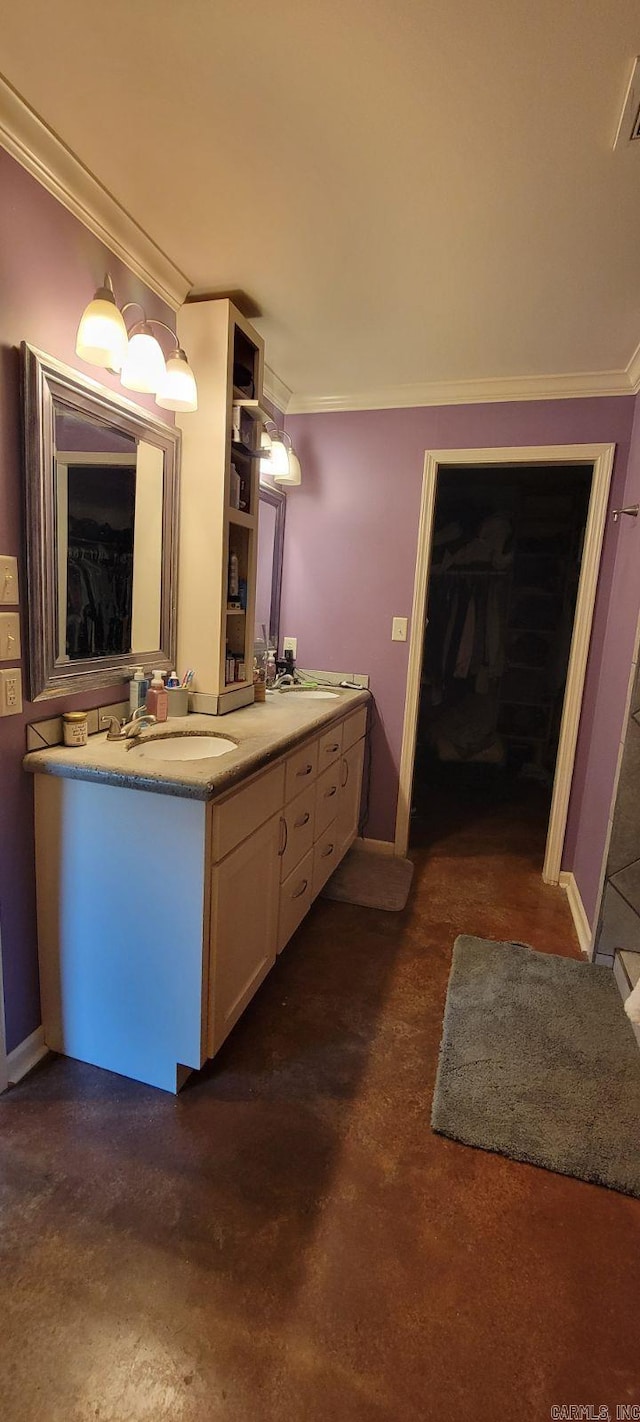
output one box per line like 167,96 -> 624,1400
396,445 -> 615,883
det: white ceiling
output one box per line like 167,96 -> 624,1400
1,0 -> 639,408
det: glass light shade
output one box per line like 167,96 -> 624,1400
155,348 -> 198,411
120,327 -> 167,394
259,430 -> 273,475
269,436 -> 290,479
274,446 -> 302,486
75,286 -> 128,370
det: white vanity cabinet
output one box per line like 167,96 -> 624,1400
32,701 -> 368,1092
208,812 -> 281,1057
277,704 -> 368,952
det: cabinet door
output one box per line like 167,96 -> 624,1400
208,812 -> 280,1057
336,737 -> 365,862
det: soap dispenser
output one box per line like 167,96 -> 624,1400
147,670 -> 168,723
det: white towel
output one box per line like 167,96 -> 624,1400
624,976 -> 640,1024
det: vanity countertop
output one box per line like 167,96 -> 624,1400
23,689 -> 370,801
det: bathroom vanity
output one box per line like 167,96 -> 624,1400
25,691 -> 368,1092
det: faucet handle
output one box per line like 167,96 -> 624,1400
101,714 -> 124,739
130,704 -> 151,722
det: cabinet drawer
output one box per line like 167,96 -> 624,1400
312,823 -> 339,899
342,705 -> 368,752
280,784 -> 316,881
284,738 -> 319,802
318,723 -> 343,770
315,760 -> 341,837
211,763 -> 285,862
278,849 -> 313,953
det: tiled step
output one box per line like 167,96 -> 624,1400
613,949 -> 640,1052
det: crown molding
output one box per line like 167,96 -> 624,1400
287,366 -> 637,415
0,73 -> 191,311
626,340 -> 640,395
263,364 -> 292,415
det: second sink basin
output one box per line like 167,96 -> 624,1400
273,689 -> 339,700
130,734 -> 237,763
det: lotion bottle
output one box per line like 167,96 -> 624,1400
129,667 -> 148,715
147,670 -> 168,723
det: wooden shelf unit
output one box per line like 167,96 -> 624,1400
176,299 -> 265,713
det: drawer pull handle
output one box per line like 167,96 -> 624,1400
325,742 -> 340,753
321,843 -> 335,858
294,811 -> 310,828
326,785 -> 337,798
341,758 -> 349,788
292,878 -> 308,900
297,763 -> 313,777
278,816 -> 288,856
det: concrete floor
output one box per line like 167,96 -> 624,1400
2,789 -> 639,1421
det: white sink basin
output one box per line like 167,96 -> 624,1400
130,735 -> 236,763
274,689 -> 339,700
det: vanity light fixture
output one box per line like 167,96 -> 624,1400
75,275 -> 198,411
260,421 -> 302,486
75,274 -> 129,371
259,429 -> 273,476
276,445 -> 302,486
120,320 -> 167,394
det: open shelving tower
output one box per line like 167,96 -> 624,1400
176,298 -> 269,713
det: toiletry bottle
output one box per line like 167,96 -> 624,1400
228,549 -> 239,603
147,670 -> 168,723
129,667 -> 147,715
166,671 -> 180,688
266,649 -> 276,688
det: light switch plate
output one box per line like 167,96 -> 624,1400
0,667 -> 23,715
0,612 -> 21,661
391,617 -> 408,642
0,556 -> 19,605
283,636 -> 298,657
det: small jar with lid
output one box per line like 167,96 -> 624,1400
62,711 -> 89,747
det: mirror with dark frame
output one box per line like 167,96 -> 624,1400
22,344 -> 180,700
255,483 -> 286,651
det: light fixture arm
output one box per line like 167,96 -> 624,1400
121,308 -> 180,353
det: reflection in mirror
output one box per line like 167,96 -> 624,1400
23,344 -> 180,700
255,483 -> 286,650
54,410 -> 164,663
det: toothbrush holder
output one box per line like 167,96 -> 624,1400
166,688 -> 189,718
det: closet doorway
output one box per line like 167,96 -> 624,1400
396,445 -> 615,882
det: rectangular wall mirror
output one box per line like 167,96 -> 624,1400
23,344 -> 180,700
255,483 -> 286,650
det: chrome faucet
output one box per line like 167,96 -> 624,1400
101,706 -> 157,741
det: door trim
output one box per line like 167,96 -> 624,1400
395,443 -> 616,883
0,924 -> 8,1094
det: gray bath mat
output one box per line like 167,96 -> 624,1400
322,847 -> 414,911
432,936 -> 640,1197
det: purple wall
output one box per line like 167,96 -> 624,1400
0,147 -> 175,1053
283,397 -> 639,924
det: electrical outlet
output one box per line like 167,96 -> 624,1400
0,668 -> 22,715
0,556 -> 19,605
0,612 -> 21,661
282,636 -> 297,658
391,617 -> 408,642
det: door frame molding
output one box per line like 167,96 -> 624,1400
395,443 -> 616,883
0,924 -> 8,1094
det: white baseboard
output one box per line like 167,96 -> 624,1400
559,872 -> 593,957
358,837 -> 396,857
7,1026 -> 48,1084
